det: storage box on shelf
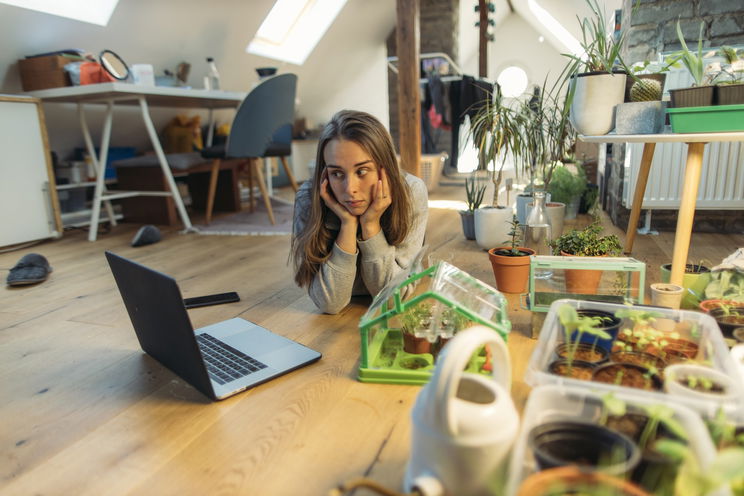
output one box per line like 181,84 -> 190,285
18,55 -> 76,91
505,385 -> 722,496
357,261 -> 510,385
525,299 -> 744,418
524,256 -> 646,338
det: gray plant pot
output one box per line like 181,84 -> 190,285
459,210 -> 476,240
614,101 -> 666,135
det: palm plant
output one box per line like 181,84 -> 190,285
469,85 -> 519,207
564,0 -> 630,76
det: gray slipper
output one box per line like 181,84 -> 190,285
6,253 -> 52,286
131,225 -> 161,247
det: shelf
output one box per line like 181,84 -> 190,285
61,206 -> 123,228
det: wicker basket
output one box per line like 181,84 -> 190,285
419,153 -> 446,192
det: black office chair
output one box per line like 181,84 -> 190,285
201,73 -> 298,225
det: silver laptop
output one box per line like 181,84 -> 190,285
105,251 -> 321,400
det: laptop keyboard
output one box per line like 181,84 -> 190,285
196,333 -> 268,385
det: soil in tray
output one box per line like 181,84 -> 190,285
592,363 -> 661,391
557,346 -> 606,363
549,360 -> 595,380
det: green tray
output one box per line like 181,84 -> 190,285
667,104 -> 744,133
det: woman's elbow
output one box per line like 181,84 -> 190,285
311,294 -> 349,315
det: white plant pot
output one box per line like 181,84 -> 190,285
570,72 -> 627,136
650,283 -> 684,309
526,201 -> 565,239
664,363 -> 738,403
474,206 -> 514,250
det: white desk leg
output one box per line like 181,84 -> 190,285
137,96 -> 193,231
206,108 -> 214,147
88,101 -> 115,242
670,142 -> 706,286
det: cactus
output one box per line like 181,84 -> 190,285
630,79 -> 663,102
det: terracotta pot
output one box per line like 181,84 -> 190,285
488,246 -> 535,294
561,251 -> 605,294
517,466 -> 651,496
699,299 -> 740,313
663,338 -> 698,360
402,333 -> 431,354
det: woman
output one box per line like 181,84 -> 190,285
291,110 -> 428,314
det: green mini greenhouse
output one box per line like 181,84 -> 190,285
358,261 -> 510,385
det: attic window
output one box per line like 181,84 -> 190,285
0,0 -> 119,25
497,66 -> 528,98
247,0 -> 348,66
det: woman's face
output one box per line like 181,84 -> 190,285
323,138 -> 381,216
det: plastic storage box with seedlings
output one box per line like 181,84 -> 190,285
357,260 -> 510,385
524,255 -> 645,338
504,385 -> 723,496
525,299 -> 744,418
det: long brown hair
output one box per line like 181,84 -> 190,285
291,110 -> 413,288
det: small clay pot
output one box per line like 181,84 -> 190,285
402,333 -> 432,354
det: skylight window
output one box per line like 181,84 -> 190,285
0,0 -> 119,26
247,0 -> 348,65
527,0 -> 582,58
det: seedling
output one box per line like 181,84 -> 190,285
557,304 -> 611,374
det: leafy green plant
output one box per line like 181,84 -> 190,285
505,215 -> 524,256
671,20 -> 715,87
615,307 -> 675,354
564,0 -> 629,75
549,222 -> 622,256
704,270 -> 744,303
401,301 -> 432,335
655,439 -> 744,496
716,46 -> 744,84
547,163 -> 587,204
464,172 -> 487,213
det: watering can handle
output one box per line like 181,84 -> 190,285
430,326 -> 511,437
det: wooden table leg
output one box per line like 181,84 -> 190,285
670,142 -> 706,286
624,142 -> 655,254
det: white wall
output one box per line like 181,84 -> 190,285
0,0 -> 395,160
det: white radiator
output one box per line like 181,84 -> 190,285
622,141 -> 744,210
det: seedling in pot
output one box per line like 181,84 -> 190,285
556,304 -> 612,375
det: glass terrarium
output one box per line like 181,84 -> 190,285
525,256 -> 646,338
358,261 -> 510,385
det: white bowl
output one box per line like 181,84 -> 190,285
664,363 -> 738,402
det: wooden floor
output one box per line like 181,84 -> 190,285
1,182 -> 742,495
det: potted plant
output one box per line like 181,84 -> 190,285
528,420 -> 641,476
708,303 -> 744,339
549,222 -> 622,294
702,269 -> 744,308
546,163 -> 586,220
459,172 -> 486,240
470,86 -> 519,249
714,46 -> 744,105
592,362 -> 663,391
668,21 -> 717,108
563,0 -> 629,135
615,72 -> 667,135
599,397 -> 689,494
487,215 -> 536,294
516,465 -> 651,496
614,307 -> 698,361
664,363 -> 738,402
659,261 -> 711,310
548,304 -> 613,380
400,302 -> 434,354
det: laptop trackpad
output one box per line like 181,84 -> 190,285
199,318 -> 290,357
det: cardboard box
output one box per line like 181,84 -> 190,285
18,55 -> 74,91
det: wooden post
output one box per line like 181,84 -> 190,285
479,0 -> 488,78
396,0 -> 421,178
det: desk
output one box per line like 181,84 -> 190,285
579,131 -> 744,286
27,83 -> 246,240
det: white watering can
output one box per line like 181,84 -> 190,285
404,326 -> 519,496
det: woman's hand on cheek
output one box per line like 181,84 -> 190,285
319,173 -> 357,227
360,169 -> 391,240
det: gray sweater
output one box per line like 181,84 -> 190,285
292,173 -> 429,314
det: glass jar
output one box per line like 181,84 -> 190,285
525,190 -> 552,256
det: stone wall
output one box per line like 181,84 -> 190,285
622,0 -> 744,66
605,0 -> 744,233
